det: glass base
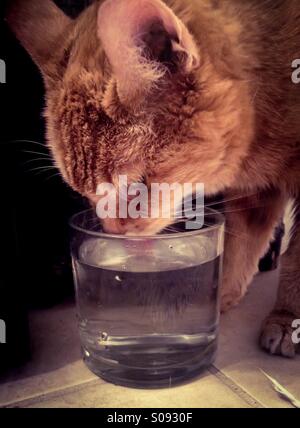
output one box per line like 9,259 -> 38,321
82,338 -> 217,389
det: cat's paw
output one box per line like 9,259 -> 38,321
260,311 -> 300,358
220,289 -> 243,313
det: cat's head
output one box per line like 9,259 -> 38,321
7,0 -> 254,235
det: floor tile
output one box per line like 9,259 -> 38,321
1,269 -> 299,408
216,269 -> 300,408
0,301 -> 97,406
25,373 -> 251,408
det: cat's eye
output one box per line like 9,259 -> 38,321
130,175 -> 148,186
60,44 -> 73,70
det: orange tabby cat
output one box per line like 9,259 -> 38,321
6,0 -> 300,357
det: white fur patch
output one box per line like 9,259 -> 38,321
281,198 -> 295,254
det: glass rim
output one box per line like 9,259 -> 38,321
69,208 -> 225,241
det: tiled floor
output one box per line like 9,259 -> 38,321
0,268 -> 299,408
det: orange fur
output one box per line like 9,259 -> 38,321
6,0 -> 300,356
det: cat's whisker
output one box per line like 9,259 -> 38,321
82,217 -> 102,232
90,222 -> 102,231
163,216 -> 251,242
204,204 -> 269,215
173,210 -> 203,217
44,172 -> 63,182
22,150 -> 51,158
201,222 -> 251,242
205,192 -> 259,207
84,217 -> 102,229
163,225 -> 180,233
3,139 -> 49,149
28,166 -> 58,175
174,204 -> 267,217
172,202 -> 266,219
16,139 -> 46,146
250,87 -> 259,105
223,228 -> 251,242
23,157 -> 53,165
138,194 -> 260,218
172,204 -> 266,217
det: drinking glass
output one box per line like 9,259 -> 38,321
70,208 -> 224,388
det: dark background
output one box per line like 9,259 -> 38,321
0,0 -> 93,370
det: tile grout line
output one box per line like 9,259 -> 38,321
209,365 -> 265,408
0,378 -> 104,408
2,367 -> 265,409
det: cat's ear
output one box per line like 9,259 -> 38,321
98,0 -> 200,106
6,0 -> 71,75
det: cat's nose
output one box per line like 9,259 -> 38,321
87,194 -> 128,234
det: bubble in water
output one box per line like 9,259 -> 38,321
99,332 -> 108,342
115,275 -> 122,282
80,318 -> 88,328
